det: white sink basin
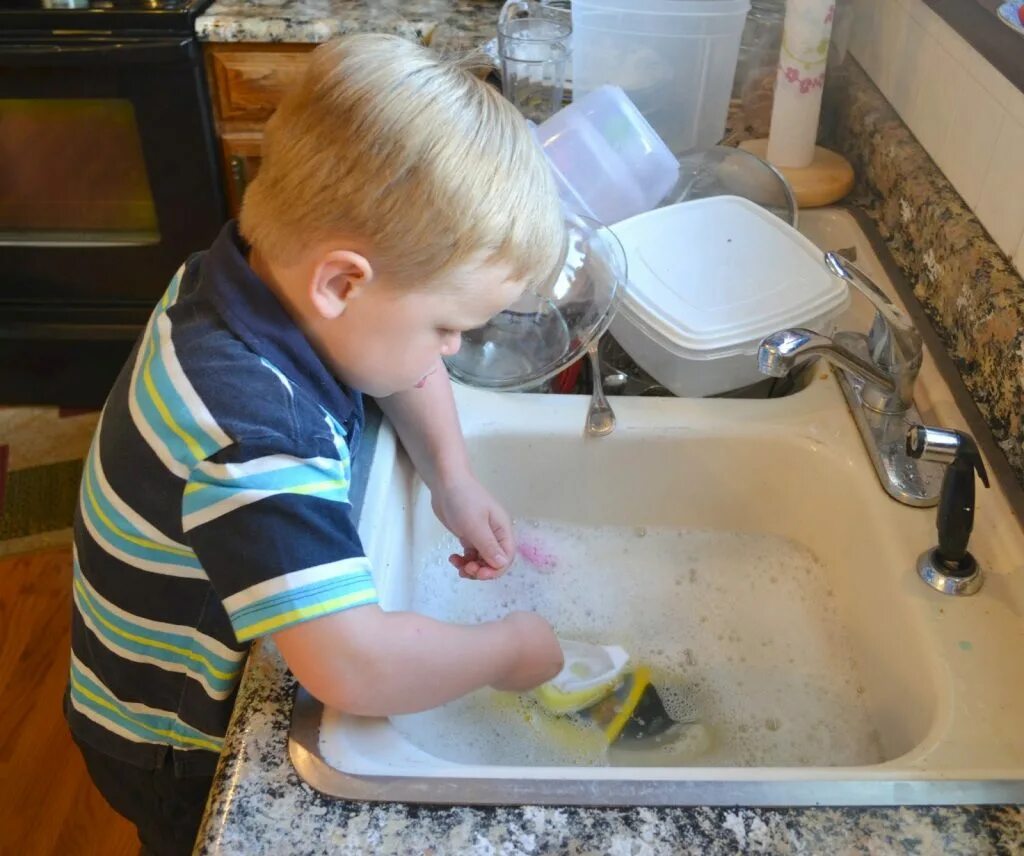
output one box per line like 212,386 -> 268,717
290,210 -> 1024,805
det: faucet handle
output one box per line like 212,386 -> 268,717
824,251 -> 922,373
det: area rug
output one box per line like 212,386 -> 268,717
0,408 -> 97,556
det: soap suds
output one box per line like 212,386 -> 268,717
391,520 -> 885,768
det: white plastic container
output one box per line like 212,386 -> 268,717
609,196 -> 850,398
571,0 -> 750,155
536,85 -> 680,224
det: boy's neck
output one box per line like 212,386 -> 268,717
247,246 -> 279,295
246,245 -> 313,331
246,245 -> 348,386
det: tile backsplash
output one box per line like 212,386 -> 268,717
848,0 -> 1024,273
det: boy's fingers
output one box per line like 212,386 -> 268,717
490,513 -> 516,566
450,532 -> 512,579
450,553 -> 484,580
450,553 -> 502,581
468,522 -> 508,571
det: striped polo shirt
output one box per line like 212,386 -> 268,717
66,222 -> 378,775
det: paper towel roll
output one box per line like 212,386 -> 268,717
766,0 -> 835,168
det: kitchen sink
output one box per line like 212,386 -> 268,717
289,209 -> 1024,806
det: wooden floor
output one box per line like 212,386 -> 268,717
0,546 -> 138,856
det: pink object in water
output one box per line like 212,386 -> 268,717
518,540 -> 558,572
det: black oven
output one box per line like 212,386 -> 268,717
0,0 -> 225,406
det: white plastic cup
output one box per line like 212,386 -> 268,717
535,85 -> 680,224
571,0 -> 751,156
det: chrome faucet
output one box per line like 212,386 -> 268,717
758,328 -> 896,395
758,251 -> 944,507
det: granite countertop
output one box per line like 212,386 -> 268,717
195,0 -> 502,50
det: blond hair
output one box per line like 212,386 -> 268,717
239,34 -> 565,292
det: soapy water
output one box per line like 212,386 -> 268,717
391,519 -> 885,768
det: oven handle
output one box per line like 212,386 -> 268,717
0,37 -> 193,66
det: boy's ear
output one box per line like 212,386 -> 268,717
309,250 -> 374,319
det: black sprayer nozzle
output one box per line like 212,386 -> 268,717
906,426 -> 990,571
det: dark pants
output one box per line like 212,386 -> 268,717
75,740 -> 213,856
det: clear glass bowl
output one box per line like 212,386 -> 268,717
663,145 -> 798,228
445,212 -> 627,391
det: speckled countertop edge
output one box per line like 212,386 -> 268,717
195,0 -> 502,49
195,640 -> 1024,856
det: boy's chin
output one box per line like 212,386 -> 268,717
363,379 -> 418,398
358,370 -> 434,397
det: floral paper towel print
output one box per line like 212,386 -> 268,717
766,0 -> 836,166
778,1 -> 835,95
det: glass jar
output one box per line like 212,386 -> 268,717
732,0 -> 786,136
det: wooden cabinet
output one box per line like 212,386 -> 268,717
204,36 -> 470,216
204,44 -> 316,216
207,45 -> 314,127
219,132 -> 263,218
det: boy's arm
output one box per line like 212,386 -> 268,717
376,361 -> 515,579
185,425 -> 562,718
274,606 -> 563,715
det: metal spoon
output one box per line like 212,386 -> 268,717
585,343 -> 615,437
602,370 -> 630,393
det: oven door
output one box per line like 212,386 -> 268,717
0,34 -> 226,308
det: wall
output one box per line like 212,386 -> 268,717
848,0 -> 1024,274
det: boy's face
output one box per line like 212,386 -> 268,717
320,260 -> 526,398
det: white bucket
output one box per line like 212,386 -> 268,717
572,0 -> 750,155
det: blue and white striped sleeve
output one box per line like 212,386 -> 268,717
182,432 -> 377,642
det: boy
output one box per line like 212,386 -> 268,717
67,34 -> 566,855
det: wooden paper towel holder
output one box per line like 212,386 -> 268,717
738,139 -> 854,209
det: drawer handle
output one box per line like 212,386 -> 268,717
229,155 -> 248,201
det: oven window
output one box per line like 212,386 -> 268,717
0,99 -> 160,246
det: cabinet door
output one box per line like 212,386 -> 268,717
220,133 -> 263,218
206,45 -> 314,129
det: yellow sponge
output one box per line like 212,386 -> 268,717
592,666 -> 652,743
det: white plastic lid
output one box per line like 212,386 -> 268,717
550,641 -> 630,693
612,196 -> 850,360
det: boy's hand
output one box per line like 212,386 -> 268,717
432,475 -> 515,580
491,612 -> 564,692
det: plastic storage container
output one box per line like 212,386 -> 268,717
609,195 -> 850,398
536,85 -> 680,224
571,0 -> 750,156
